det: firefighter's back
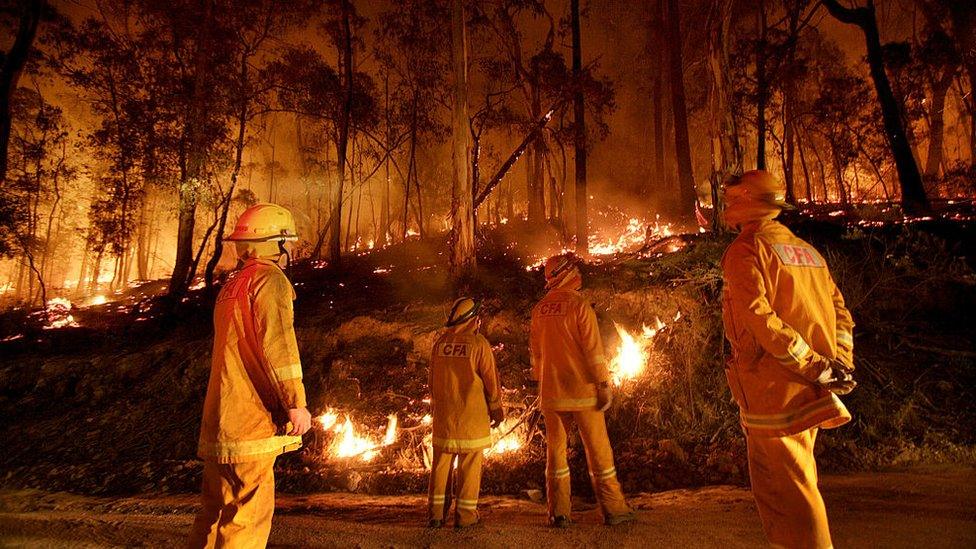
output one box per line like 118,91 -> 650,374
200,260 -> 288,461
531,289 -> 602,411
429,332 -> 492,451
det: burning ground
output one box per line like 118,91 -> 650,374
0,215 -> 974,499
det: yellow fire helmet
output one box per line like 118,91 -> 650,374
225,203 -> 299,242
723,170 -> 795,210
446,297 -> 481,327
544,253 -> 580,290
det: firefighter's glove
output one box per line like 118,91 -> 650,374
489,407 -> 505,429
596,383 -> 613,412
816,367 -> 857,396
831,357 -> 855,374
287,407 -> 312,436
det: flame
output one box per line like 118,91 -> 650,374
316,409 -> 399,463
332,416 -> 380,461
90,295 -> 108,306
383,413 -> 398,446
609,318 -> 665,386
486,416 -> 526,456
317,409 -> 339,430
39,297 -> 79,329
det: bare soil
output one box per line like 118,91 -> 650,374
0,465 -> 973,548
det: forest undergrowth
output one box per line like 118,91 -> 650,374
0,218 -> 974,498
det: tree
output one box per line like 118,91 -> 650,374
449,0 -> 475,277
666,0 -> 697,219
821,0 -> 929,214
0,0 -> 43,187
571,0 -> 587,254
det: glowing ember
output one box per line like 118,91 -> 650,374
608,317 -> 665,386
89,295 -> 108,306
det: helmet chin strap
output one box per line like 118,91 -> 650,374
277,239 -> 291,273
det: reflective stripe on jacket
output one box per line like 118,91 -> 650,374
530,288 -> 609,411
429,325 -> 502,453
721,220 -> 853,436
198,258 -> 307,463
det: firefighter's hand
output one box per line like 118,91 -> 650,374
287,407 -> 312,436
489,407 -> 505,428
596,383 -> 613,412
831,357 -> 855,374
819,368 -> 857,395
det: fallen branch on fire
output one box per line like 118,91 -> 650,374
473,102 -> 562,210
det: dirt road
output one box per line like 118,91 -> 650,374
1,466 -> 973,548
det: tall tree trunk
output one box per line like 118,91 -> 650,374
449,0 -> 475,278
169,0 -> 214,298
328,0 -> 354,265
0,0 -> 42,185
822,0 -> 929,214
526,91 -> 546,225
572,0 -> 588,254
755,0 -> 768,170
666,0 -> 697,219
651,0 -> 667,200
381,73 -> 391,244
924,69 -> 954,183
796,126 -> 813,202
205,46 -> 251,290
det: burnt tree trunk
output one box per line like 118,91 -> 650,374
572,0 -> 588,254
450,0 -> 475,278
666,0 -> 697,219
924,68 -> 954,182
755,0 -> 768,170
169,0 -> 214,298
0,0 -> 42,186
328,0 -> 355,265
822,0 -> 929,214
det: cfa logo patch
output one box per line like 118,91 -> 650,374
538,302 -> 565,317
772,243 -> 825,268
439,343 -> 468,358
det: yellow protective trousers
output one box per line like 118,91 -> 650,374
187,458 -> 276,549
544,410 -> 630,521
427,449 -> 483,527
746,428 -> 832,549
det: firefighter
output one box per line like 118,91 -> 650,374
720,170 -> 856,549
427,297 -> 504,529
529,255 -> 635,527
188,203 -> 312,549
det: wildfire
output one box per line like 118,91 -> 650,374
37,297 -> 79,329
317,409 -> 399,462
486,416 -> 528,456
609,317 -> 666,386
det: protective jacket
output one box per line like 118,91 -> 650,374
198,258 -> 307,463
530,287 -> 609,411
429,324 -> 502,453
721,220 -> 853,437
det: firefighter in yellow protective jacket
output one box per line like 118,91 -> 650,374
188,203 -> 312,549
721,170 -> 856,549
427,298 -> 504,529
530,255 -> 634,528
